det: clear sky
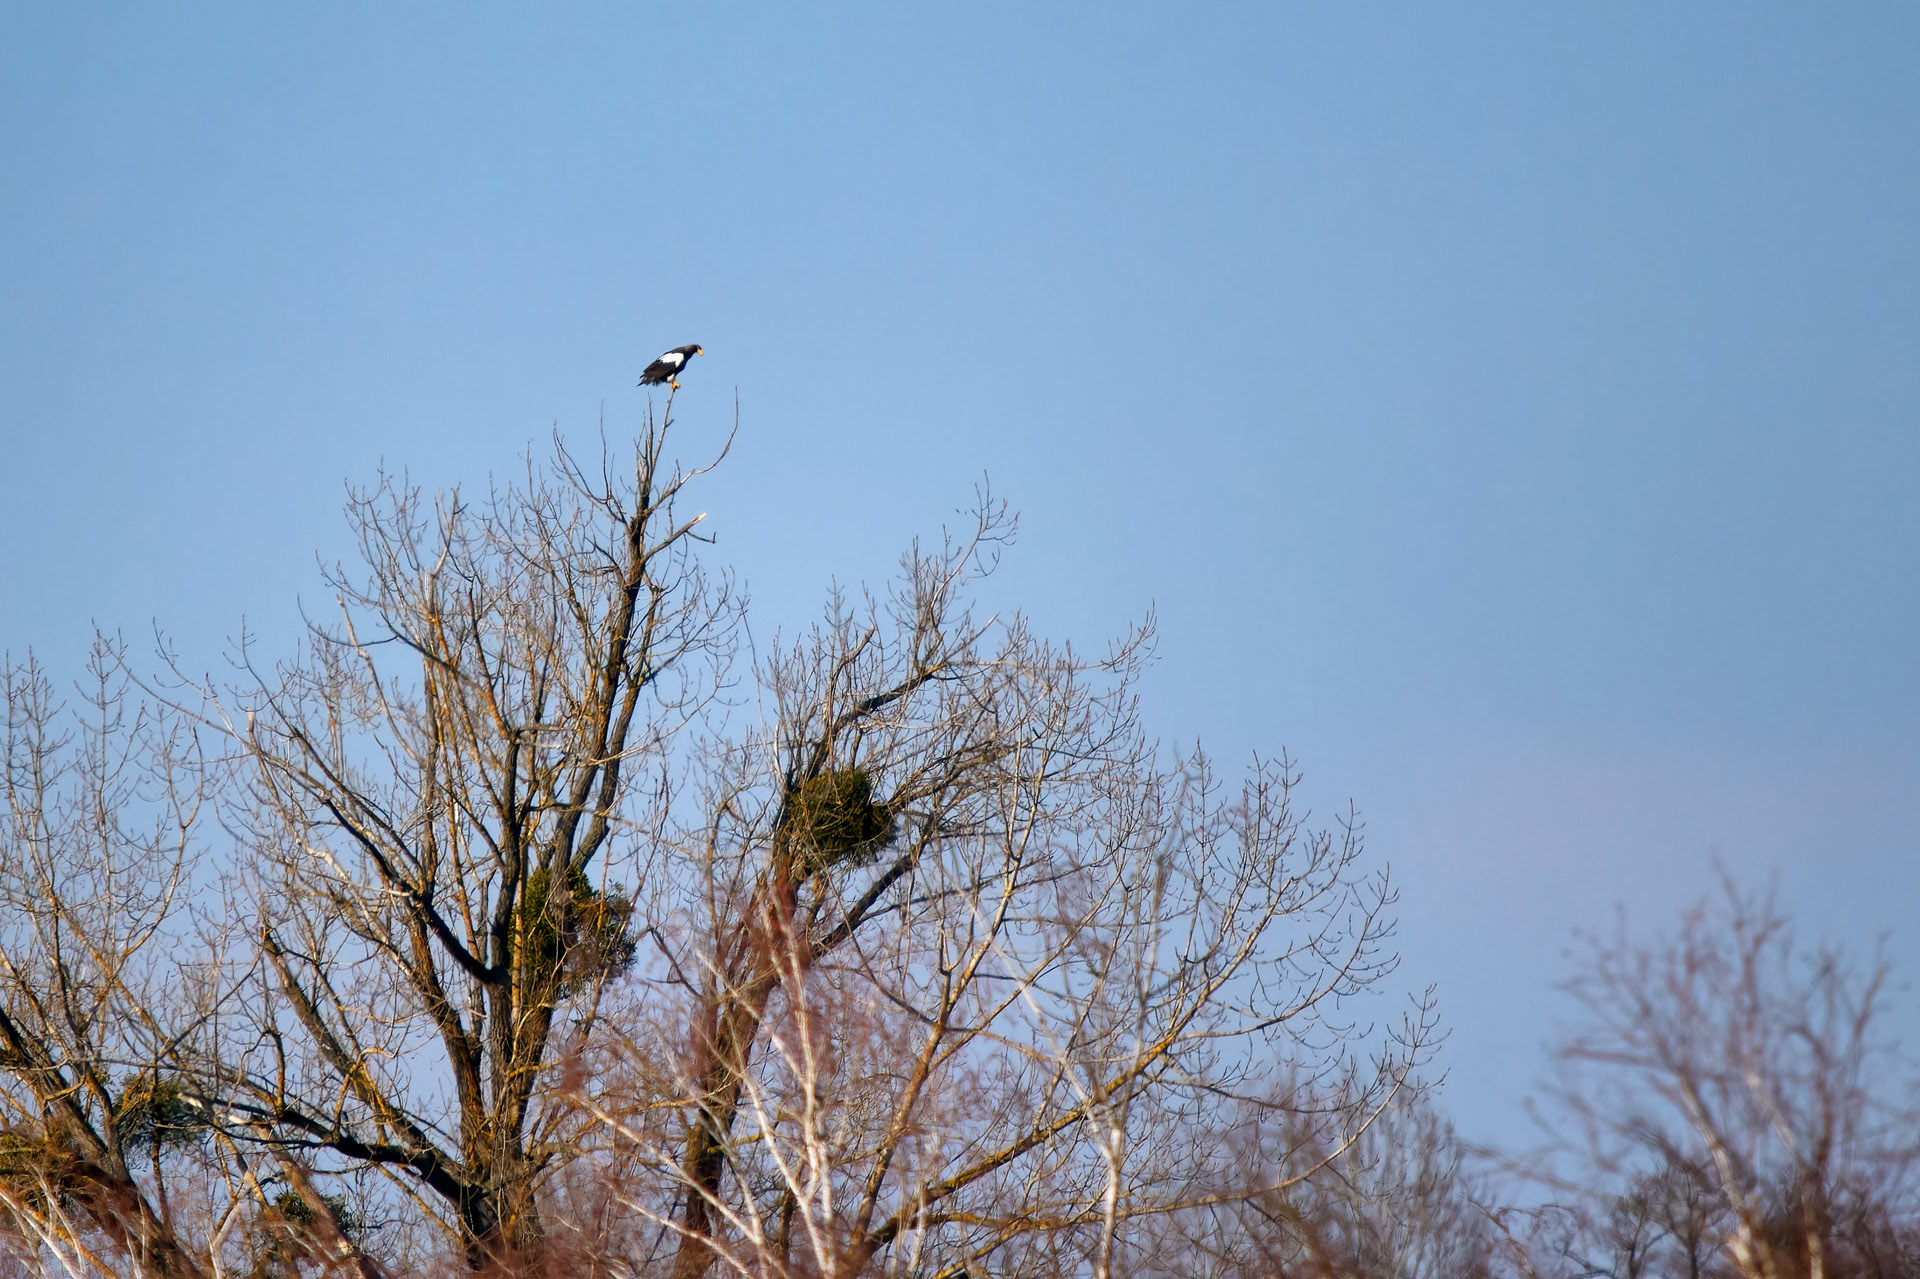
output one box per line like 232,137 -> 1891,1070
4,5 -> 1916,1149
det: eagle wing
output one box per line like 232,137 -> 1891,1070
638,350 -> 686,385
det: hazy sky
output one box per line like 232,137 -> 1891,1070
4,5 -> 1916,1147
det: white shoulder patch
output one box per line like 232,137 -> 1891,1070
659,351 -> 685,367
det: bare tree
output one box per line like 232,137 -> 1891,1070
0,642 -> 230,1279
1,397 -> 1431,1276
556,503 -> 1435,1279
0,647 -> 400,1279
168,402 -> 739,1271
1539,873 -> 1920,1279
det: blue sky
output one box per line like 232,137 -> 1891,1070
4,5 -> 1916,1147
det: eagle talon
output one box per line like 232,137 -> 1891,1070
638,343 -> 704,392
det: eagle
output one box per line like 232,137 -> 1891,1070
638,344 -> 703,390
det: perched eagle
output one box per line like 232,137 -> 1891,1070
638,343 -> 703,390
